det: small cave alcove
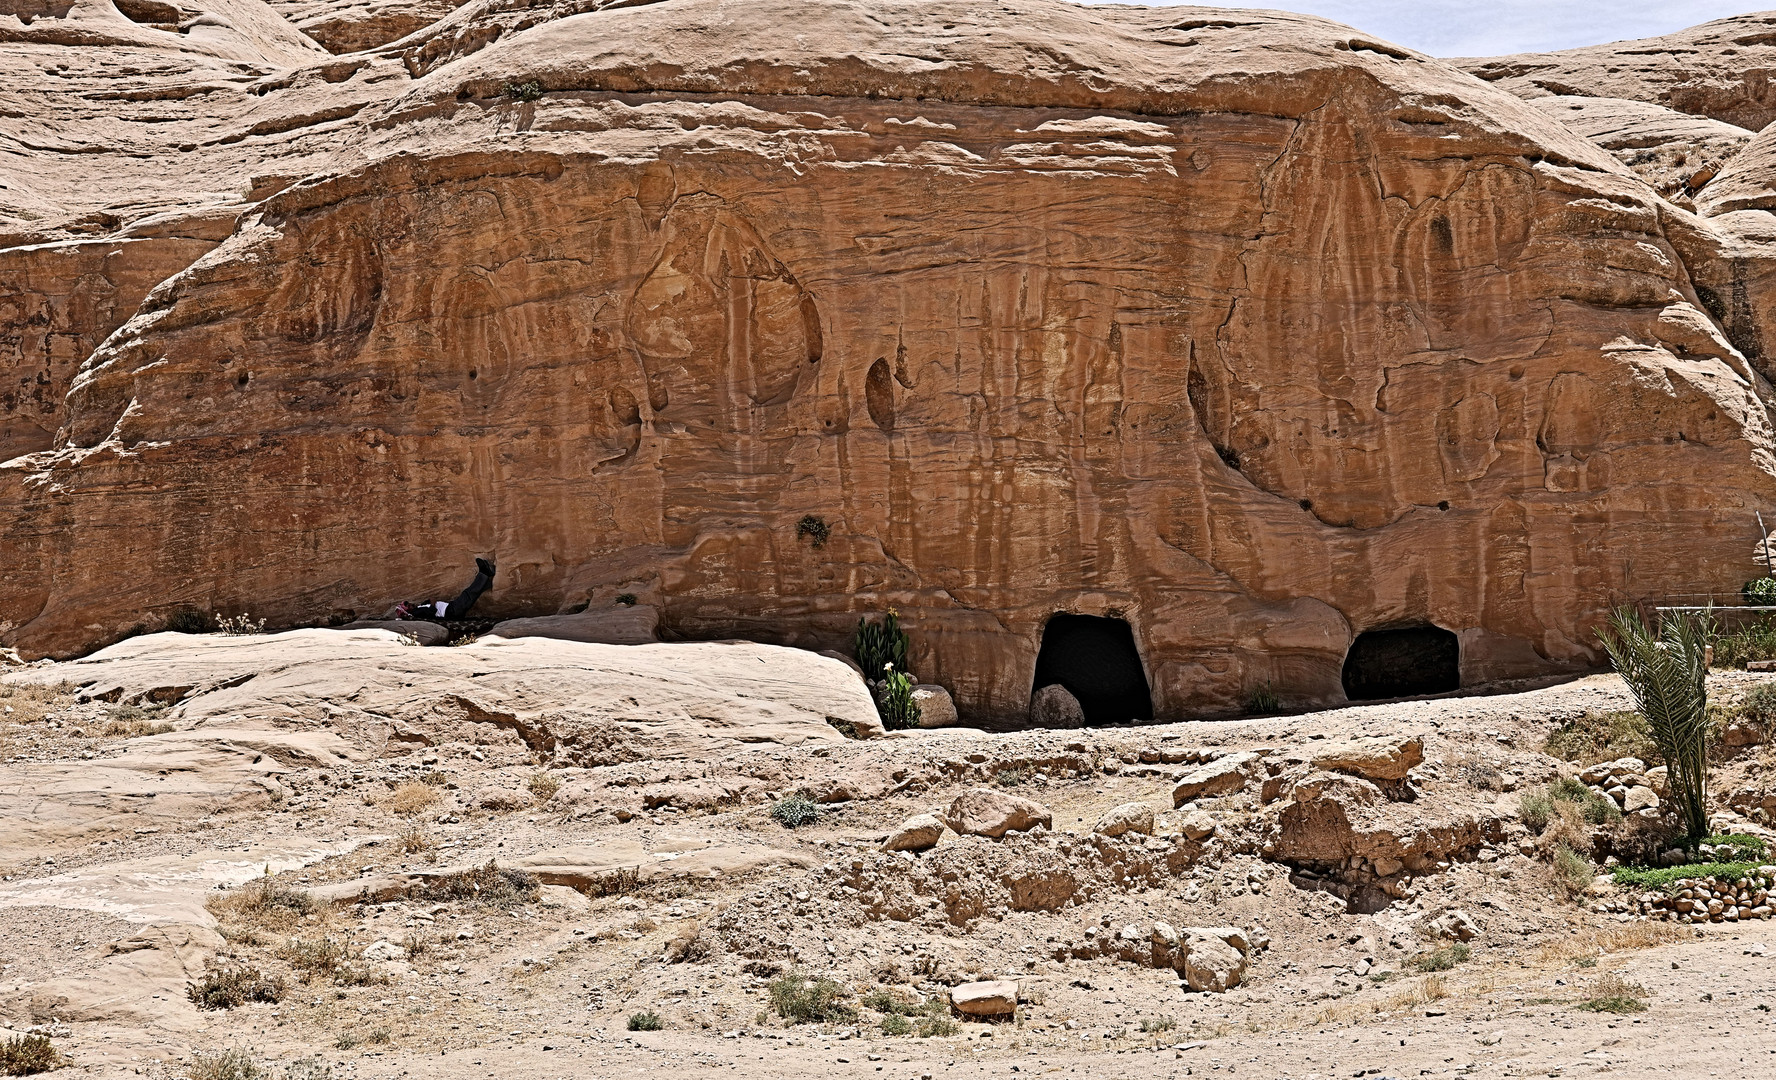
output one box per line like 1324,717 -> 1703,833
1341,625 -> 1460,701
1031,613 -> 1154,725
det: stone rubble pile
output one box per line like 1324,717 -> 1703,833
1577,757 -> 1663,815
1636,866 -> 1776,922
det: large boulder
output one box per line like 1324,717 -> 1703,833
949,980 -> 1018,1016
1310,734 -> 1424,781
1092,802 -> 1155,838
337,620 -> 449,646
489,605 -> 659,645
883,813 -> 946,852
1029,685 -> 1084,729
945,789 -> 1053,839
912,684 -> 959,728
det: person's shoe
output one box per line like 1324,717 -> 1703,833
476,557 -> 495,578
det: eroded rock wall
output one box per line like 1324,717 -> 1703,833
4,1 -> 1776,721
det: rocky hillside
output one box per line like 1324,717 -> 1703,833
4,1 -> 1776,727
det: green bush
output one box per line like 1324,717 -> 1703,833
876,667 -> 921,730
770,794 -> 822,829
1519,790 -> 1553,833
1709,614 -> 1776,669
503,81 -> 544,102
1739,684 -> 1776,725
1543,710 -> 1656,765
0,1033 -> 61,1076
768,971 -> 856,1024
627,1011 -> 662,1032
186,967 -> 285,1010
1411,942 -> 1471,972
1744,577 -> 1776,605
1553,844 -> 1594,895
795,514 -> 831,549
1243,682 -> 1280,715
1544,777 -> 1621,824
1597,609 -> 1712,843
166,609 -> 213,634
880,1013 -> 912,1036
1611,860 -> 1763,893
854,610 -> 909,684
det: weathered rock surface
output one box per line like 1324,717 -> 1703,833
265,0 -> 466,53
3,629 -> 881,758
339,619 -> 449,645
489,605 -> 660,645
1311,734 -> 1424,781
1029,685 -> 1085,730
883,813 -> 946,853
1172,752 -> 1261,805
944,789 -> 1052,839
912,684 -> 959,729
949,979 -> 1018,1016
7,0 -> 1776,726
1092,802 -> 1155,838
1462,13 -> 1776,131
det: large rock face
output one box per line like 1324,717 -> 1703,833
5,0 -> 1776,721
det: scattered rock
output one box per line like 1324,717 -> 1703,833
1029,685 -> 1084,729
1431,909 -> 1481,942
1621,785 -> 1660,813
1181,930 -> 1248,992
945,789 -> 1053,839
884,813 -> 946,852
1178,811 -> 1217,841
361,939 -> 404,962
1172,752 -> 1260,805
1092,802 -> 1154,838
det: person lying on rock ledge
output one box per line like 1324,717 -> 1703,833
386,557 -> 495,620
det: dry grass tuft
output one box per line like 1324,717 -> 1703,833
397,822 -> 432,854
527,771 -> 561,801
0,682 -> 75,726
0,1032 -> 63,1075
384,783 -> 439,816
208,874 -> 323,934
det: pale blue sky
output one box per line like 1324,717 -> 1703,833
1083,2 -> 1765,56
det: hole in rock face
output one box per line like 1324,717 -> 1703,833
1341,625 -> 1459,701
1031,613 -> 1153,725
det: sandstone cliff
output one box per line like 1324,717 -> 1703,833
5,0 -> 1776,721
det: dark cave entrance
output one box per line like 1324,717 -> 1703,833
1341,625 -> 1460,701
1031,613 -> 1154,725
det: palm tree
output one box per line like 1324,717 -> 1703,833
1596,608 -> 1712,845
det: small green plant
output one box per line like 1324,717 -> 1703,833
854,609 -> 910,684
0,1033 -> 62,1076
880,1013 -> 912,1036
876,665 -> 921,731
504,80 -> 544,102
1710,614 -> 1776,668
627,1010 -> 663,1031
1597,608 -> 1712,843
768,970 -> 856,1024
1739,684 -> 1776,724
795,514 -> 831,549
615,593 -> 637,606
186,967 -> 286,1010
1519,789 -> 1554,833
1702,833 -> 1768,861
1744,577 -> 1776,605
1553,843 -> 1593,895
1139,1016 -> 1176,1033
770,793 -> 823,829
1543,709 -> 1657,765
917,1013 -> 959,1037
165,609 -> 213,634
1243,682 -> 1280,715
1410,942 -> 1471,973
993,764 -> 1032,787
1576,972 -> 1648,1014
527,771 -> 561,801
186,1049 -> 264,1080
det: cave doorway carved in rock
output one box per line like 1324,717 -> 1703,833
1341,625 -> 1460,701
1031,613 -> 1154,725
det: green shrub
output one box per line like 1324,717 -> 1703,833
1519,790 -> 1554,833
186,967 -> 285,1010
875,666 -> 921,731
854,610 -> 909,684
917,1013 -> 958,1037
1611,860 -> 1763,893
408,860 -> 538,909
504,81 -> 544,102
0,1033 -> 62,1076
880,1013 -> 912,1036
770,794 -> 822,829
992,764 -> 1031,788
166,609 -> 213,634
627,1011 -> 662,1031
1553,844 -> 1594,895
795,514 -> 831,549
1744,577 -> 1776,605
1709,613 -> 1776,669
1597,608 -> 1712,843
1740,684 -> 1776,725
1543,710 -> 1656,765
615,593 -> 637,606
1411,943 -> 1471,973
768,971 -> 856,1024
187,1049 -> 264,1080
1243,682 -> 1280,715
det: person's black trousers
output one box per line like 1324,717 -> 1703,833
446,568 -> 493,618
